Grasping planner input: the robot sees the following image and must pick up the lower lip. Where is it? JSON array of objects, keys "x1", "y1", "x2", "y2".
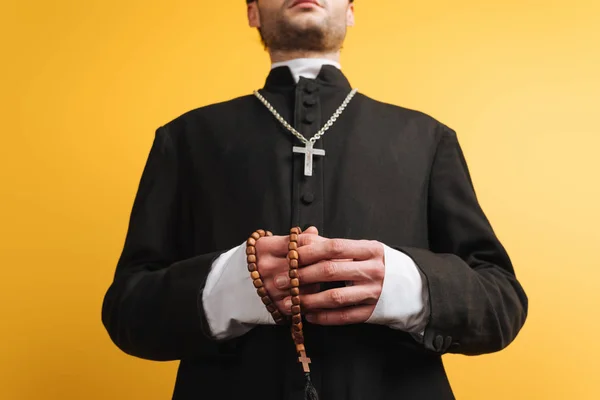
[{"x1": 291, "y1": 2, "x2": 319, "y2": 8}]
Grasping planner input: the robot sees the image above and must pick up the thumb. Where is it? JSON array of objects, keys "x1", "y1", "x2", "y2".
[{"x1": 303, "y1": 226, "x2": 319, "y2": 235}]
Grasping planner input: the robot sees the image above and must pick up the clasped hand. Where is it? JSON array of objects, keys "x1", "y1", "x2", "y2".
[{"x1": 255, "y1": 227, "x2": 385, "y2": 325}]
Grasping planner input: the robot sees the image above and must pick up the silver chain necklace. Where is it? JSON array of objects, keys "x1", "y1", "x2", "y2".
[{"x1": 253, "y1": 88, "x2": 358, "y2": 176}]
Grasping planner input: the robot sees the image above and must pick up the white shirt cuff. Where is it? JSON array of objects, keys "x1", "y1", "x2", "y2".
[
  {"x1": 202, "y1": 242, "x2": 275, "y2": 340},
  {"x1": 365, "y1": 244, "x2": 430, "y2": 333}
]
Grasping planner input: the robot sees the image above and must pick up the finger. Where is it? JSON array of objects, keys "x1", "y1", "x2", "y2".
[
  {"x1": 297, "y1": 233, "x2": 327, "y2": 247},
  {"x1": 297, "y1": 239, "x2": 384, "y2": 266},
  {"x1": 300, "y1": 285, "x2": 379, "y2": 311},
  {"x1": 298, "y1": 260, "x2": 384, "y2": 285},
  {"x1": 305, "y1": 305, "x2": 374, "y2": 326},
  {"x1": 255, "y1": 235, "x2": 290, "y2": 258},
  {"x1": 278, "y1": 284, "x2": 321, "y2": 315},
  {"x1": 303, "y1": 226, "x2": 319, "y2": 235}
]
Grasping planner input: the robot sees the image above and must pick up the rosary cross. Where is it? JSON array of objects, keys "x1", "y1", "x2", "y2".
[
  {"x1": 298, "y1": 350, "x2": 312, "y2": 373},
  {"x1": 293, "y1": 142, "x2": 325, "y2": 177}
]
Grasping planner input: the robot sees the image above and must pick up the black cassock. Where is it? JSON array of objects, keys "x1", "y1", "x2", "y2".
[{"x1": 102, "y1": 66, "x2": 528, "y2": 399}]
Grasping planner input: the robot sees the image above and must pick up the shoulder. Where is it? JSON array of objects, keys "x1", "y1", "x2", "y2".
[
  {"x1": 157, "y1": 94, "x2": 256, "y2": 136},
  {"x1": 356, "y1": 92, "x2": 457, "y2": 140}
]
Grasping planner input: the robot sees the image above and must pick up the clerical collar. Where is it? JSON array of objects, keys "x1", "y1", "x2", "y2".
[
  {"x1": 264, "y1": 61, "x2": 352, "y2": 91},
  {"x1": 271, "y1": 58, "x2": 342, "y2": 83}
]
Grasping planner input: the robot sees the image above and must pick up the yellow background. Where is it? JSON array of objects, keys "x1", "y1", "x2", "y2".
[{"x1": 2, "y1": 0, "x2": 599, "y2": 398}]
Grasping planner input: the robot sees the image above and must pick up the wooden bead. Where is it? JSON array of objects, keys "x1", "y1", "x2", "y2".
[
  {"x1": 246, "y1": 246, "x2": 256, "y2": 255},
  {"x1": 251, "y1": 232, "x2": 261, "y2": 240},
  {"x1": 247, "y1": 255, "x2": 257, "y2": 264},
  {"x1": 290, "y1": 227, "x2": 300, "y2": 235},
  {"x1": 247, "y1": 237, "x2": 256, "y2": 246},
  {"x1": 257, "y1": 229, "x2": 266, "y2": 237},
  {"x1": 291, "y1": 287, "x2": 300, "y2": 296},
  {"x1": 290, "y1": 233, "x2": 298, "y2": 242},
  {"x1": 250, "y1": 271, "x2": 260, "y2": 280},
  {"x1": 272, "y1": 310, "x2": 283, "y2": 320},
  {"x1": 291, "y1": 305, "x2": 301, "y2": 314},
  {"x1": 288, "y1": 250, "x2": 299, "y2": 260},
  {"x1": 290, "y1": 278, "x2": 300, "y2": 287},
  {"x1": 294, "y1": 332, "x2": 305, "y2": 344},
  {"x1": 261, "y1": 296, "x2": 272, "y2": 305},
  {"x1": 248, "y1": 263, "x2": 257, "y2": 272},
  {"x1": 266, "y1": 304, "x2": 276, "y2": 313},
  {"x1": 253, "y1": 279, "x2": 264, "y2": 288},
  {"x1": 257, "y1": 287, "x2": 267, "y2": 297},
  {"x1": 289, "y1": 259, "x2": 299, "y2": 268},
  {"x1": 292, "y1": 314, "x2": 302, "y2": 324},
  {"x1": 296, "y1": 344, "x2": 306, "y2": 353},
  {"x1": 292, "y1": 296, "x2": 301, "y2": 305},
  {"x1": 289, "y1": 269, "x2": 299, "y2": 279},
  {"x1": 293, "y1": 322, "x2": 303, "y2": 332},
  {"x1": 266, "y1": 231, "x2": 273, "y2": 237},
  {"x1": 288, "y1": 242, "x2": 298, "y2": 251}
]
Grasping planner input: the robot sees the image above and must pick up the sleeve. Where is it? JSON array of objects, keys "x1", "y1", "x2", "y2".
[
  {"x1": 365, "y1": 244, "x2": 430, "y2": 333},
  {"x1": 202, "y1": 242, "x2": 276, "y2": 340},
  {"x1": 397, "y1": 125, "x2": 528, "y2": 356},
  {"x1": 101, "y1": 126, "x2": 238, "y2": 362}
]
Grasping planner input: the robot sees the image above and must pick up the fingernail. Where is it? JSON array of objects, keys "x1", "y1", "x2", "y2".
[
  {"x1": 284, "y1": 299, "x2": 292, "y2": 309},
  {"x1": 275, "y1": 276, "x2": 287, "y2": 288}
]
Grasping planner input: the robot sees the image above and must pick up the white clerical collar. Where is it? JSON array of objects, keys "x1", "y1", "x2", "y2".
[{"x1": 271, "y1": 58, "x2": 342, "y2": 83}]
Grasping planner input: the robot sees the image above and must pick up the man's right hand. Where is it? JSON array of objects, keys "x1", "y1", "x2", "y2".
[{"x1": 255, "y1": 226, "x2": 324, "y2": 315}]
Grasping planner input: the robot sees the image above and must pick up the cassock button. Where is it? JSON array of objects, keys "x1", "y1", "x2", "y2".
[
  {"x1": 304, "y1": 97, "x2": 317, "y2": 107},
  {"x1": 302, "y1": 193, "x2": 315, "y2": 204},
  {"x1": 305, "y1": 82, "x2": 318, "y2": 93},
  {"x1": 433, "y1": 335, "x2": 444, "y2": 352},
  {"x1": 304, "y1": 113, "x2": 316, "y2": 124}
]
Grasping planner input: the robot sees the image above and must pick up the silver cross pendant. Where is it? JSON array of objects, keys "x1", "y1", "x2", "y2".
[{"x1": 293, "y1": 142, "x2": 325, "y2": 177}]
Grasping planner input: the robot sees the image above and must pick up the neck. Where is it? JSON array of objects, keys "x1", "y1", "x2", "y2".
[{"x1": 269, "y1": 50, "x2": 341, "y2": 64}]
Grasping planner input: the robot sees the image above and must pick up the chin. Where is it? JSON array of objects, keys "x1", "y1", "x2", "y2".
[{"x1": 285, "y1": 12, "x2": 326, "y2": 30}]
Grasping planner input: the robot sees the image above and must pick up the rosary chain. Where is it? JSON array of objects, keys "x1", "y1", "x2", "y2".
[{"x1": 253, "y1": 88, "x2": 358, "y2": 145}]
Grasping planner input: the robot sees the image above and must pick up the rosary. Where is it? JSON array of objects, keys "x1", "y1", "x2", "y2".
[{"x1": 248, "y1": 87, "x2": 358, "y2": 399}]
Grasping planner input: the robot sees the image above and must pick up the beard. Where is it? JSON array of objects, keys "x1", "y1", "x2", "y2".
[{"x1": 258, "y1": 3, "x2": 347, "y2": 52}]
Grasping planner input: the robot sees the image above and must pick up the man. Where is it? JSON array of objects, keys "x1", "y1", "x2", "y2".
[{"x1": 101, "y1": 0, "x2": 528, "y2": 399}]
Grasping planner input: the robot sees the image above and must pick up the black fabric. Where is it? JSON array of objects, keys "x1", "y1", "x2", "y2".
[{"x1": 101, "y1": 65, "x2": 528, "y2": 399}]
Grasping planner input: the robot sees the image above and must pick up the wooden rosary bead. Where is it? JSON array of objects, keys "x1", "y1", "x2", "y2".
[
  {"x1": 290, "y1": 233, "x2": 298, "y2": 242},
  {"x1": 266, "y1": 304, "x2": 276, "y2": 313},
  {"x1": 288, "y1": 241, "x2": 298, "y2": 251},
  {"x1": 246, "y1": 246, "x2": 256, "y2": 255},
  {"x1": 293, "y1": 322, "x2": 303, "y2": 332},
  {"x1": 251, "y1": 232, "x2": 260, "y2": 240},
  {"x1": 250, "y1": 271, "x2": 260, "y2": 280},
  {"x1": 253, "y1": 279, "x2": 264, "y2": 288},
  {"x1": 257, "y1": 229, "x2": 266, "y2": 237},
  {"x1": 247, "y1": 254, "x2": 257, "y2": 264},
  {"x1": 292, "y1": 296, "x2": 301, "y2": 305},
  {"x1": 261, "y1": 296, "x2": 272, "y2": 305},
  {"x1": 296, "y1": 344, "x2": 305, "y2": 353},
  {"x1": 291, "y1": 287, "x2": 300, "y2": 296},
  {"x1": 294, "y1": 332, "x2": 305, "y2": 344},
  {"x1": 292, "y1": 314, "x2": 302, "y2": 324},
  {"x1": 291, "y1": 305, "x2": 301, "y2": 314},
  {"x1": 272, "y1": 310, "x2": 283, "y2": 320},
  {"x1": 289, "y1": 269, "x2": 299, "y2": 279},
  {"x1": 288, "y1": 250, "x2": 299, "y2": 260},
  {"x1": 247, "y1": 263, "x2": 257, "y2": 272},
  {"x1": 290, "y1": 227, "x2": 301, "y2": 235},
  {"x1": 266, "y1": 231, "x2": 273, "y2": 237},
  {"x1": 257, "y1": 287, "x2": 267, "y2": 297},
  {"x1": 290, "y1": 278, "x2": 300, "y2": 287},
  {"x1": 289, "y1": 259, "x2": 299, "y2": 268}
]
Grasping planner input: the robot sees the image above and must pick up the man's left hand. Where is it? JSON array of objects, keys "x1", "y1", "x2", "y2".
[{"x1": 277, "y1": 238, "x2": 386, "y2": 325}]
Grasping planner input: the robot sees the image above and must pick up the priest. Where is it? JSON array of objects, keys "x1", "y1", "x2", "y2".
[{"x1": 101, "y1": 0, "x2": 528, "y2": 399}]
